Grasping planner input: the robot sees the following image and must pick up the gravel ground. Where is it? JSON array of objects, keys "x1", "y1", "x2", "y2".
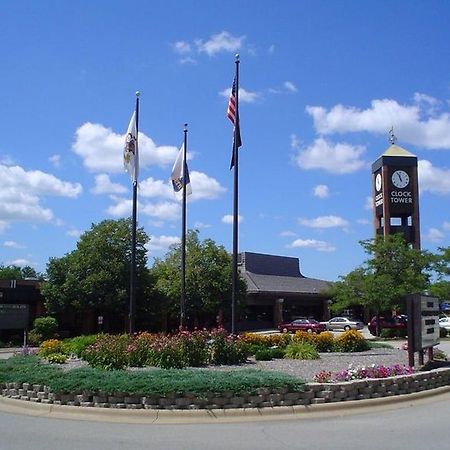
[
  {"x1": 248, "y1": 348, "x2": 409, "y2": 380},
  {"x1": 58, "y1": 347, "x2": 409, "y2": 381}
]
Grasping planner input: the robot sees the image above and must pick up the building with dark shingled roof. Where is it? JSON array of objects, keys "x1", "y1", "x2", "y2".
[{"x1": 238, "y1": 252, "x2": 332, "y2": 329}]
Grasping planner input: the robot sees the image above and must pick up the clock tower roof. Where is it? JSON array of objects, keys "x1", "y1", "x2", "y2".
[{"x1": 381, "y1": 144, "x2": 416, "y2": 158}]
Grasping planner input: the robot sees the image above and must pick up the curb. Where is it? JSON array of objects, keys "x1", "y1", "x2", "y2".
[{"x1": 1, "y1": 385, "x2": 449, "y2": 424}]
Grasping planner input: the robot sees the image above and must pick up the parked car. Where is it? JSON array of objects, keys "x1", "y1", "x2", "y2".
[
  {"x1": 439, "y1": 316, "x2": 450, "y2": 331},
  {"x1": 278, "y1": 318, "x2": 326, "y2": 334},
  {"x1": 321, "y1": 317, "x2": 364, "y2": 331},
  {"x1": 368, "y1": 315, "x2": 407, "y2": 336}
]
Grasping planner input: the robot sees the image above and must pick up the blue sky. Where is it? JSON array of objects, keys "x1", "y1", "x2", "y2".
[{"x1": 1, "y1": 0, "x2": 450, "y2": 281}]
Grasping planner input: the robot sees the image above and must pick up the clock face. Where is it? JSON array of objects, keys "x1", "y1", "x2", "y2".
[
  {"x1": 391, "y1": 170, "x2": 410, "y2": 188},
  {"x1": 375, "y1": 173, "x2": 382, "y2": 192}
]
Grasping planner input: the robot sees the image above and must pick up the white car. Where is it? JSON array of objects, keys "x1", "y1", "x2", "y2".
[
  {"x1": 439, "y1": 317, "x2": 450, "y2": 330},
  {"x1": 321, "y1": 317, "x2": 364, "y2": 332}
]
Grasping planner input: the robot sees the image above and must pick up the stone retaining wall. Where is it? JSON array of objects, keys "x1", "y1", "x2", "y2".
[{"x1": 1, "y1": 368, "x2": 449, "y2": 410}]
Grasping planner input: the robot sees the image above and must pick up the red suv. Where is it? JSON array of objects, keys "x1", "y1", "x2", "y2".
[
  {"x1": 278, "y1": 318, "x2": 326, "y2": 334},
  {"x1": 368, "y1": 315, "x2": 407, "y2": 336}
]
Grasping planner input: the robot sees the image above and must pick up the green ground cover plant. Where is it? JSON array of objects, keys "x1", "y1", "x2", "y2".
[
  {"x1": 0, "y1": 356, "x2": 305, "y2": 396},
  {"x1": 284, "y1": 341, "x2": 319, "y2": 360}
]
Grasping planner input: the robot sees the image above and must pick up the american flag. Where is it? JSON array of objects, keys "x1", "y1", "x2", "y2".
[{"x1": 227, "y1": 78, "x2": 238, "y2": 125}]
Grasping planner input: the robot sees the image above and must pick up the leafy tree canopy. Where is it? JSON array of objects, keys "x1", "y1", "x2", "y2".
[
  {"x1": 328, "y1": 234, "x2": 434, "y2": 314},
  {"x1": 41, "y1": 219, "x2": 150, "y2": 317},
  {"x1": 150, "y1": 229, "x2": 246, "y2": 328},
  {"x1": 0, "y1": 264, "x2": 42, "y2": 280}
]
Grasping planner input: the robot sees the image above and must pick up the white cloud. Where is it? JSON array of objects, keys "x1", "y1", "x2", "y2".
[
  {"x1": 66, "y1": 228, "x2": 83, "y2": 238},
  {"x1": 219, "y1": 87, "x2": 260, "y2": 103},
  {"x1": 290, "y1": 134, "x2": 300, "y2": 150},
  {"x1": 91, "y1": 174, "x2": 127, "y2": 195},
  {"x1": 139, "y1": 177, "x2": 173, "y2": 199},
  {"x1": 357, "y1": 219, "x2": 370, "y2": 225},
  {"x1": 268, "y1": 44, "x2": 275, "y2": 54},
  {"x1": 443, "y1": 222, "x2": 450, "y2": 231},
  {"x1": 195, "y1": 31, "x2": 244, "y2": 55},
  {"x1": 288, "y1": 238, "x2": 336, "y2": 252},
  {"x1": 193, "y1": 221, "x2": 211, "y2": 229},
  {"x1": 141, "y1": 201, "x2": 181, "y2": 221},
  {"x1": 147, "y1": 235, "x2": 180, "y2": 252},
  {"x1": 222, "y1": 214, "x2": 243, "y2": 224},
  {"x1": 365, "y1": 196, "x2": 373, "y2": 210},
  {"x1": 313, "y1": 184, "x2": 330, "y2": 199},
  {"x1": 179, "y1": 56, "x2": 196, "y2": 65},
  {"x1": 49, "y1": 154, "x2": 61, "y2": 167},
  {"x1": 424, "y1": 228, "x2": 444, "y2": 243},
  {"x1": 72, "y1": 122, "x2": 179, "y2": 173},
  {"x1": 280, "y1": 230, "x2": 297, "y2": 237},
  {"x1": 7, "y1": 258, "x2": 32, "y2": 267},
  {"x1": 298, "y1": 215, "x2": 349, "y2": 230},
  {"x1": 284, "y1": 81, "x2": 298, "y2": 93},
  {"x1": 0, "y1": 163, "x2": 80, "y2": 227},
  {"x1": 3, "y1": 240, "x2": 26, "y2": 249},
  {"x1": 140, "y1": 172, "x2": 225, "y2": 202},
  {"x1": 294, "y1": 137, "x2": 366, "y2": 174},
  {"x1": 106, "y1": 197, "x2": 132, "y2": 217},
  {"x1": 418, "y1": 160, "x2": 450, "y2": 194},
  {"x1": 306, "y1": 95, "x2": 450, "y2": 150},
  {"x1": 189, "y1": 171, "x2": 226, "y2": 201},
  {"x1": 172, "y1": 41, "x2": 191, "y2": 54},
  {"x1": 0, "y1": 165, "x2": 82, "y2": 198}
]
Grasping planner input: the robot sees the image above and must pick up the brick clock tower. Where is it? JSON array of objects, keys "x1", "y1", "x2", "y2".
[{"x1": 371, "y1": 130, "x2": 421, "y2": 249}]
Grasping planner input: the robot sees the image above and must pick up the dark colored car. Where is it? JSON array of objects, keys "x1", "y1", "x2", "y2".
[
  {"x1": 278, "y1": 318, "x2": 326, "y2": 334},
  {"x1": 368, "y1": 315, "x2": 407, "y2": 336}
]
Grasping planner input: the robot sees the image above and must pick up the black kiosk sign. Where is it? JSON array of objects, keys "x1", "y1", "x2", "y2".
[
  {"x1": 406, "y1": 295, "x2": 440, "y2": 366},
  {"x1": 0, "y1": 304, "x2": 30, "y2": 330}
]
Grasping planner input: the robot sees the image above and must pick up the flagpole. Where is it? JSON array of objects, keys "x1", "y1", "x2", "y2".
[
  {"x1": 129, "y1": 91, "x2": 140, "y2": 334},
  {"x1": 231, "y1": 55, "x2": 240, "y2": 334},
  {"x1": 180, "y1": 123, "x2": 188, "y2": 329}
]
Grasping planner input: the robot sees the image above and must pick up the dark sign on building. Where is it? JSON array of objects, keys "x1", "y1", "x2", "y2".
[{"x1": 0, "y1": 304, "x2": 30, "y2": 330}]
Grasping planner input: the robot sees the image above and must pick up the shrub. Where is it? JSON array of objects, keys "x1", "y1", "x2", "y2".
[
  {"x1": 334, "y1": 330, "x2": 369, "y2": 352},
  {"x1": 439, "y1": 327, "x2": 448, "y2": 338},
  {"x1": 178, "y1": 330, "x2": 209, "y2": 367},
  {"x1": 241, "y1": 332, "x2": 291, "y2": 349},
  {"x1": 379, "y1": 328, "x2": 407, "y2": 338},
  {"x1": 293, "y1": 331, "x2": 315, "y2": 345},
  {"x1": 254, "y1": 348, "x2": 274, "y2": 361},
  {"x1": 82, "y1": 334, "x2": 130, "y2": 370},
  {"x1": 62, "y1": 335, "x2": 99, "y2": 358},
  {"x1": 433, "y1": 348, "x2": 448, "y2": 361},
  {"x1": 208, "y1": 328, "x2": 247, "y2": 365},
  {"x1": 27, "y1": 329, "x2": 43, "y2": 346},
  {"x1": 313, "y1": 370, "x2": 332, "y2": 383},
  {"x1": 33, "y1": 317, "x2": 58, "y2": 340},
  {"x1": 47, "y1": 353, "x2": 68, "y2": 364},
  {"x1": 254, "y1": 347, "x2": 285, "y2": 361},
  {"x1": 332, "y1": 364, "x2": 414, "y2": 382},
  {"x1": 38, "y1": 339, "x2": 66, "y2": 358},
  {"x1": 312, "y1": 332, "x2": 335, "y2": 352},
  {"x1": 284, "y1": 341, "x2": 319, "y2": 360}
]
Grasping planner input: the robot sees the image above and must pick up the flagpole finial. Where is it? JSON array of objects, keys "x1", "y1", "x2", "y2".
[
  {"x1": 184, "y1": 123, "x2": 188, "y2": 131},
  {"x1": 235, "y1": 54, "x2": 240, "y2": 62},
  {"x1": 135, "y1": 91, "x2": 141, "y2": 97}
]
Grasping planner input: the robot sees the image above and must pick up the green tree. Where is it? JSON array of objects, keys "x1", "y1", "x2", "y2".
[
  {"x1": 429, "y1": 246, "x2": 450, "y2": 302},
  {"x1": 0, "y1": 265, "x2": 22, "y2": 279},
  {"x1": 41, "y1": 219, "x2": 151, "y2": 333},
  {"x1": 150, "y1": 229, "x2": 246, "y2": 329},
  {"x1": 328, "y1": 234, "x2": 434, "y2": 322},
  {"x1": 0, "y1": 265, "x2": 43, "y2": 280}
]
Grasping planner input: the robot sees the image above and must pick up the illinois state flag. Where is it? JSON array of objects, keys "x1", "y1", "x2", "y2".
[
  {"x1": 124, "y1": 111, "x2": 139, "y2": 183},
  {"x1": 171, "y1": 143, "x2": 192, "y2": 195}
]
